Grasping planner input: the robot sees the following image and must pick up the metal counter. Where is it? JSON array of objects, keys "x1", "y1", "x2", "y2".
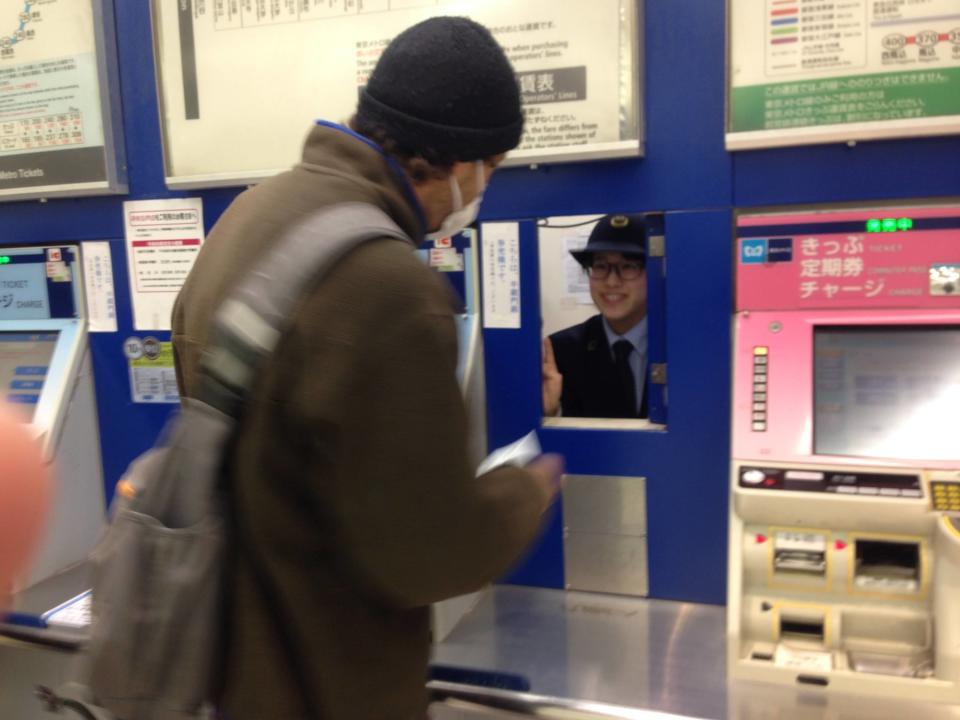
[
  {"x1": 5, "y1": 579, "x2": 960, "y2": 719},
  {"x1": 432, "y1": 585, "x2": 960, "y2": 720}
]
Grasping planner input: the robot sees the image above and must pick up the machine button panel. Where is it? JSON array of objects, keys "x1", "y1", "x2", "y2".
[
  {"x1": 751, "y1": 347, "x2": 769, "y2": 432},
  {"x1": 738, "y1": 467, "x2": 922, "y2": 497},
  {"x1": 931, "y1": 481, "x2": 960, "y2": 512}
]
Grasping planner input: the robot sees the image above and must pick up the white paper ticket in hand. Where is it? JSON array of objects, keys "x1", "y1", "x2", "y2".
[{"x1": 476, "y1": 431, "x2": 542, "y2": 476}]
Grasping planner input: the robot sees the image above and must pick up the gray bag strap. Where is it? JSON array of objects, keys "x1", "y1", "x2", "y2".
[
  {"x1": 197, "y1": 202, "x2": 411, "y2": 417},
  {"x1": 133, "y1": 202, "x2": 410, "y2": 523}
]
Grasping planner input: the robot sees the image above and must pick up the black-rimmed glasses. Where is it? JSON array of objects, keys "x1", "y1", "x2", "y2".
[{"x1": 587, "y1": 259, "x2": 644, "y2": 281}]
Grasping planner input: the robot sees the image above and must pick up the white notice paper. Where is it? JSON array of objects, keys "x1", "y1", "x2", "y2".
[
  {"x1": 81, "y1": 242, "x2": 117, "y2": 333},
  {"x1": 124, "y1": 199, "x2": 205, "y2": 330},
  {"x1": 481, "y1": 222, "x2": 521, "y2": 329},
  {"x1": 564, "y1": 233, "x2": 595, "y2": 305},
  {"x1": 152, "y1": 0, "x2": 632, "y2": 181}
]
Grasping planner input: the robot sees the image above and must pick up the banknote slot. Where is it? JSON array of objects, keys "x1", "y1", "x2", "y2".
[{"x1": 854, "y1": 540, "x2": 920, "y2": 593}]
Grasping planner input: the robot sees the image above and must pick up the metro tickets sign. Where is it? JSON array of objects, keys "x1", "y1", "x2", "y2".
[{"x1": 736, "y1": 206, "x2": 960, "y2": 310}]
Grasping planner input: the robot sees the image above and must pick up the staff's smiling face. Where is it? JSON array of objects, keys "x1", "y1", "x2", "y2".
[{"x1": 588, "y1": 252, "x2": 647, "y2": 335}]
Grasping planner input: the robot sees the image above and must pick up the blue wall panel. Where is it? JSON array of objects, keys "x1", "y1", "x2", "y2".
[
  {"x1": 495, "y1": 211, "x2": 732, "y2": 604},
  {"x1": 733, "y1": 135, "x2": 960, "y2": 208},
  {"x1": 482, "y1": 221, "x2": 567, "y2": 590}
]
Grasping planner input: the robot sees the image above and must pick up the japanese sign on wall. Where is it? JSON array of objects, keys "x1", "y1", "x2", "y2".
[
  {"x1": 123, "y1": 198, "x2": 205, "y2": 331},
  {"x1": 481, "y1": 222, "x2": 521, "y2": 329},
  {"x1": 0, "y1": 0, "x2": 125, "y2": 199},
  {"x1": 736, "y1": 205, "x2": 960, "y2": 310},
  {"x1": 81, "y1": 241, "x2": 117, "y2": 333},
  {"x1": 727, "y1": 0, "x2": 960, "y2": 149},
  {"x1": 152, "y1": 0, "x2": 641, "y2": 187},
  {"x1": 125, "y1": 336, "x2": 179, "y2": 404}
]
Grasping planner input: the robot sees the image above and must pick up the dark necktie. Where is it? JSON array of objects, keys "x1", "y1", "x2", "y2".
[{"x1": 612, "y1": 340, "x2": 637, "y2": 418}]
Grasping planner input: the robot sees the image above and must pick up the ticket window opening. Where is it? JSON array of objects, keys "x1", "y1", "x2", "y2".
[{"x1": 538, "y1": 213, "x2": 667, "y2": 426}]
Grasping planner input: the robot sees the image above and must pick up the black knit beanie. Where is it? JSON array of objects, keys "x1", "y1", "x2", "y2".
[{"x1": 356, "y1": 17, "x2": 524, "y2": 162}]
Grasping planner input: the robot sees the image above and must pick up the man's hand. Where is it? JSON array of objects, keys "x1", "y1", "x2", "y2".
[
  {"x1": 542, "y1": 338, "x2": 563, "y2": 417},
  {"x1": 525, "y1": 453, "x2": 564, "y2": 513}
]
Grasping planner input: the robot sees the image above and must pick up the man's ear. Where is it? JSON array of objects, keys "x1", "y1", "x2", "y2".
[{"x1": 405, "y1": 157, "x2": 454, "y2": 187}]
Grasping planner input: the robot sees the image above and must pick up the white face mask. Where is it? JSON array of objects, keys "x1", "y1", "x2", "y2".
[{"x1": 426, "y1": 160, "x2": 486, "y2": 242}]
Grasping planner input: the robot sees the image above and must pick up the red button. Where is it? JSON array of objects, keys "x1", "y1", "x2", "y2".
[
  {"x1": 764, "y1": 478, "x2": 776, "y2": 487},
  {"x1": 756, "y1": 534, "x2": 768, "y2": 544},
  {"x1": 835, "y1": 540, "x2": 847, "y2": 551}
]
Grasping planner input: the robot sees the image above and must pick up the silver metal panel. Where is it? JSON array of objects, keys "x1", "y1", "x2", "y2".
[
  {"x1": 434, "y1": 586, "x2": 726, "y2": 719},
  {"x1": 429, "y1": 682, "x2": 702, "y2": 719},
  {"x1": 432, "y1": 703, "x2": 528, "y2": 720},
  {"x1": 565, "y1": 532, "x2": 649, "y2": 597},
  {"x1": 433, "y1": 586, "x2": 960, "y2": 720},
  {"x1": 563, "y1": 475, "x2": 647, "y2": 537}
]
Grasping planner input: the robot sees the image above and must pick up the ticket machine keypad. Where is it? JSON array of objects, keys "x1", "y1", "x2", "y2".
[{"x1": 931, "y1": 482, "x2": 960, "y2": 512}]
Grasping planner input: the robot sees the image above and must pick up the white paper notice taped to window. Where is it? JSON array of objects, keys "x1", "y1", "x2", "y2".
[
  {"x1": 481, "y1": 222, "x2": 521, "y2": 329},
  {"x1": 124, "y1": 198, "x2": 205, "y2": 330},
  {"x1": 564, "y1": 232, "x2": 595, "y2": 305},
  {"x1": 81, "y1": 242, "x2": 117, "y2": 333}
]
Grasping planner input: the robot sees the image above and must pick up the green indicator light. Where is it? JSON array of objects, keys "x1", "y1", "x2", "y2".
[
  {"x1": 897, "y1": 217, "x2": 913, "y2": 231},
  {"x1": 0, "y1": 256, "x2": 9, "y2": 264},
  {"x1": 866, "y1": 219, "x2": 882, "y2": 232},
  {"x1": 882, "y1": 218, "x2": 898, "y2": 232}
]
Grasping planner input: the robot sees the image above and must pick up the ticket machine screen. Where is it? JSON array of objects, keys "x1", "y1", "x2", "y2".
[
  {"x1": 814, "y1": 326, "x2": 960, "y2": 461},
  {"x1": 0, "y1": 332, "x2": 59, "y2": 420}
]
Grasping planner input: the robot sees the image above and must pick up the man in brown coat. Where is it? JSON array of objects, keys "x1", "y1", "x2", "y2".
[{"x1": 172, "y1": 16, "x2": 561, "y2": 720}]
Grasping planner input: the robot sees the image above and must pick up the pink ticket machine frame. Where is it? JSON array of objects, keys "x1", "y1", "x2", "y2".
[{"x1": 727, "y1": 205, "x2": 960, "y2": 704}]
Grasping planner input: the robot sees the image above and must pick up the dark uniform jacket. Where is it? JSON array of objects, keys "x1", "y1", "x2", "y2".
[
  {"x1": 172, "y1": 124, "x2": 547, "y2": 720},
  {"x1": 549, "y1": 314, "x2": 648, "y2": 419}
]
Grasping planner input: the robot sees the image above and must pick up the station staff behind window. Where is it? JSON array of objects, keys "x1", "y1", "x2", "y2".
[{"x1": 543, "y1": 214, "x2": 649, "y2": 419}]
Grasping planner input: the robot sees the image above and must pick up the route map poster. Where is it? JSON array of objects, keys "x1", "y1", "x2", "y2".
[
  {"x1": 728, "y1": 0, "x2": 960, "y2": 150},
  {"x1": 152, "y1": 0, "x2": 641, "y2": 188},
  {"x1": 0, "y1": 0, "x2": 124, "y2": 198}
]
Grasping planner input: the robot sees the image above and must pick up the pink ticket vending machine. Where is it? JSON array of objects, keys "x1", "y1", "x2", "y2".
[{"x1": 727, "y1": 205, "x2": 960, "y2": 702}]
